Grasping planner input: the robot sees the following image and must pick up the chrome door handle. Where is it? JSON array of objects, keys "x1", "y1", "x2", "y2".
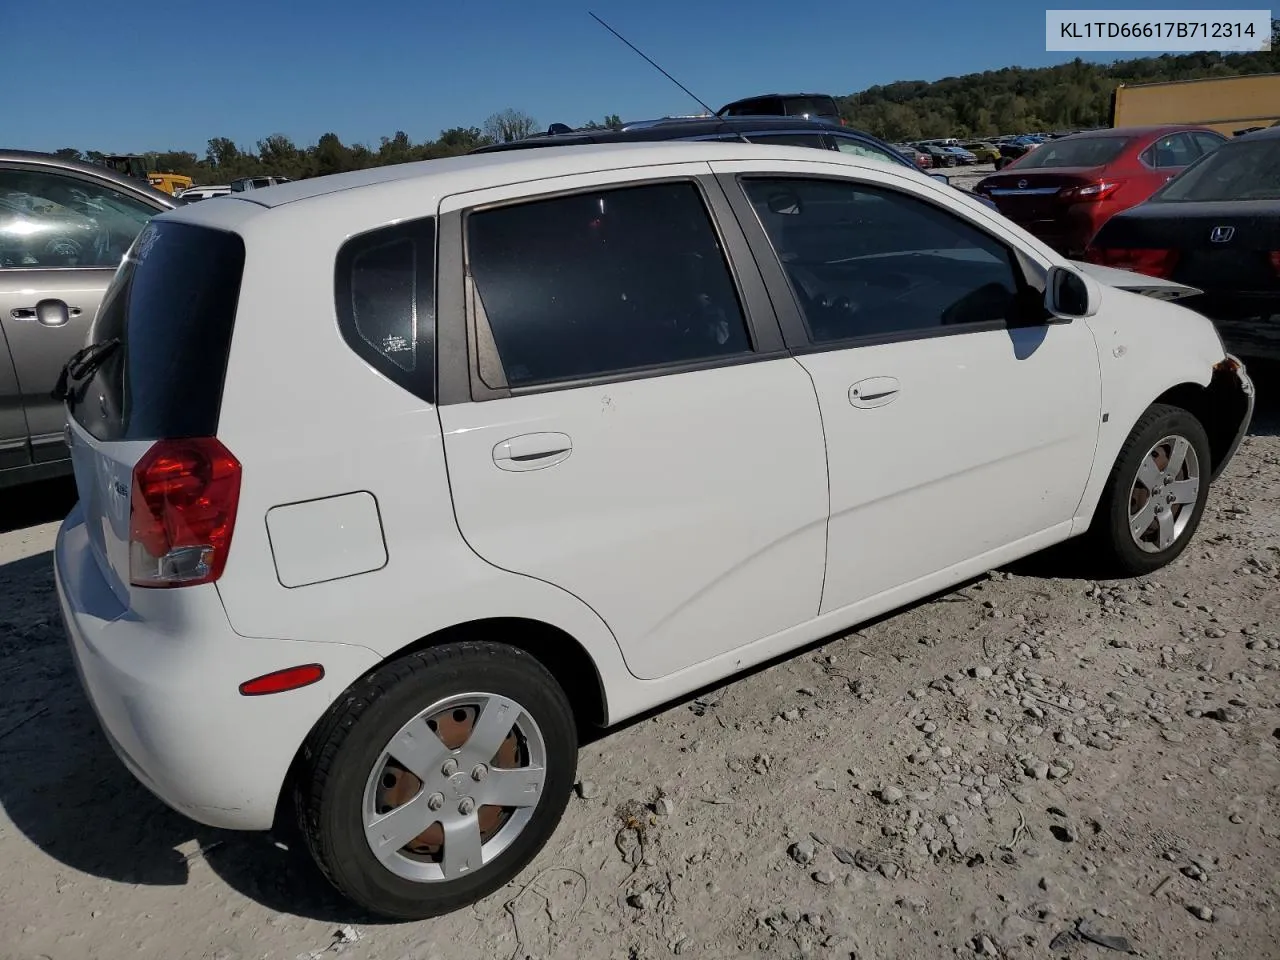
[
  {"x1": 849, "y1": 376, "x2": 901, "y2": 408},
  {"x1": 11, "y1": 300, "x2": 80, "y2": 325},
  {"x1": 492, "y1": 432, "x2": 573, "y2": 471}
]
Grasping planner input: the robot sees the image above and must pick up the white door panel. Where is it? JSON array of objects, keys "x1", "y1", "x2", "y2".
[
  {"x1": 805, "y1": 324, "x2": 1100, "y2": 613},
  {"x1": 439, "y1": 360, "x2": 829, "y2": 680}
]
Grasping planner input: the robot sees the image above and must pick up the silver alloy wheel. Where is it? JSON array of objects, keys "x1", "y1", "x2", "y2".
[
  {"x1": 1128, "y1": 434, "x2": 1201, "y2": 553},
  {"x1": 362, "y1": 692, "x2": 547, "y2": 883}
]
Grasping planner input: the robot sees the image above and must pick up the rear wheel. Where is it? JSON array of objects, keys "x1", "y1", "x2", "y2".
[
  {"x1": 1087, "y1": 403, "x2": 1211, "y2": 577},
  {"x1": 296, "y1": 642, "x2": 577, "y2": 920}
]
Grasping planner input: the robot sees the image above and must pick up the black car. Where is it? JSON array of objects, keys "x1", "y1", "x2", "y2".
[
  {"x1": 716, "y1": 93, "x2": 843, "y2": 125},
  {"x1": 472, "y1": 116, "x2": 1001, "y2": 211},
  {"x1": 1085, "y1": 125, "x2": 1280, "y2": 361}
]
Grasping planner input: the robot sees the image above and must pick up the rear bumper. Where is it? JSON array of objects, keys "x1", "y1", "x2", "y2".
[{"x1": 55, "y1": 503, "x2": 381, "y2": 830}]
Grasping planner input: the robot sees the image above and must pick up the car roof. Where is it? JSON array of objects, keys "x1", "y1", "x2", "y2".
[
  {"x1": 161, "y1": 140, "x2": 931, "y2": 217},
  {"x1": 470, "y1": 115, "x2": 872, "y2": 154},
  {"x1": 1059, "y1": 124, "x2": 1218, "y2": 140},
  {"x1": 0, "y1": 148, "x2": 180, "y2": 205}
]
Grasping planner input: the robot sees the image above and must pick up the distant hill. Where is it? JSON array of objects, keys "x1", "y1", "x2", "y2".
[{"x1": 838, "y1": 39, "x2": 1280, "y2": 140}]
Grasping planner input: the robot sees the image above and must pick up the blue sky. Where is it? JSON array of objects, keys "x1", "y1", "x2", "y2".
[{"x1": 11, "y1": 0, "x2": 1209, "y2": 154}]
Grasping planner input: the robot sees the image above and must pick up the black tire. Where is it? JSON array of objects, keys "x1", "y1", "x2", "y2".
[
  {"x1": 295, "y1": 642, "x2": 577, "y2": 920},
  {"x1": 1086, "y1": 403, "x2": 1212, "y2": 577}
]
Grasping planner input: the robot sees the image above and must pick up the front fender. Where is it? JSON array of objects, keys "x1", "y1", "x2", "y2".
[{"x1": 1072, "y1": 288, "x2": 1229, "y2": 531}]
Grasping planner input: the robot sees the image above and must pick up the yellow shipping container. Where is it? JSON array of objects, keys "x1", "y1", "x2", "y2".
[{"x1": 1112, "y1": 73, "x2": 1280, "y2": 135}]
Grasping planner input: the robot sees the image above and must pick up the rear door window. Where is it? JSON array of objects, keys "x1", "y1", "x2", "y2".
[
  {"x1": 69, "y1": 221, "x2": 245, "y2": 441},
  {"x1": 466, "y1": 181, "x2": 752, "y2": 387},
  {"x1": 1142, "y1": 133, "x2": 1200, "y2": 168}
]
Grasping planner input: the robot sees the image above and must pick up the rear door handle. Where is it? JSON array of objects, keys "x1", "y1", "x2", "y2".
[
  {"x1": 849, "y1": 376, "x2": 900, "y2": 408},
  {"x1": 10, "y1": 300, "x2": 80, "y2": 325},
  {"x1": 492, "y1": 432, "x2": 573, "y2": 471}
]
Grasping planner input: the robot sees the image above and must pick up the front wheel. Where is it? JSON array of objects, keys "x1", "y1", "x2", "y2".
[
  {"x1": 296, "y1": 642, "x2": 577, "y2": 920},
  {"x1": 1087, "y1": 403, "x2": 1211, "y2": 577}
]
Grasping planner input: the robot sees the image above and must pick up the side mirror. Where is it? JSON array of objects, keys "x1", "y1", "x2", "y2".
[
  {"x1": 930, "y1": 172, "x2": 950, "y2": 185},
  {"x1": 1045, "y1": 265, "x2": 1101, "y2": 320}
]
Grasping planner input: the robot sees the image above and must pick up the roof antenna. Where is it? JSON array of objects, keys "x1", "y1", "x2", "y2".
[{"x1": 588, "y1": 11, "x2": 743, "y2": 138}]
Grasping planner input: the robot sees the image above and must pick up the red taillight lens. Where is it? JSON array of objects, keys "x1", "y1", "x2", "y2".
[
  {"x1": 1060, "y1": 180, "x2": 1125, "y2": 203},
  {"x1": 1270, "y1": 251, "x2": 1280, "y2": 275},
  {"x1": 239, "y1": 664, "x2": 325, "y2": 696},
  {"x1": 1084, "y1": 246, "x2": 1180, "y2": 279},
  {"x1": 129, "y1": 437, "x2": 241, "y2": 588}
]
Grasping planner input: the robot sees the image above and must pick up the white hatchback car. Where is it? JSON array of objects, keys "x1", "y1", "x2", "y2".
[{"x1": 54, "y1": 142, "x2": 1253, "y2": 920}]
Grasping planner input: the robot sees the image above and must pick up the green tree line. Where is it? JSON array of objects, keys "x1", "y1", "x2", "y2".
[
  {"x1": 839, "y1": 26, "x2": 1280, "y2": 141},
  {"x1": 49, "y1": 30, "x2": 1279, "y2": 184}
]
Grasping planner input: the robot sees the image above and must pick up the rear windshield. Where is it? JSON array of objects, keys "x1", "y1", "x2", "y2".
[
  {"x1": 785, "y1": 97, "x2": 839, "y2": 119},
  {"x1": 68, "y1": 220, "x2": 244, "y2": 441},
  {"x1": 1014, "y1": 136, "x2": 1129, "y2": 169},
  {"x1": 1153, "y1": 138, "x2": 1280, "y2": 202}
]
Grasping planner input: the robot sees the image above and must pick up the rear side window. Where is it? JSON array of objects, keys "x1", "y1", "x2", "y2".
[
  {"x1": 334, "y1": 216, "x2": 436, "y2": 402},
  {"x1": 70, "y1": 221, "x2": 245, "y2": 441},
  {"x1": 466, "y1": 181, "x2": 752, "y2": 388}
]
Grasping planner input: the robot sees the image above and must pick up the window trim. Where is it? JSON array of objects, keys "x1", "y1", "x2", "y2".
[
  {"x1": 0, "y1": 161, "x2": 171, "y2": 273},
  {"x1": 333, "y1": 214, "x2": 437, "y2": 405},
  {"x1": 441, "y1": 174, "x2": 788, "y2": 405},
  {"x1": 714, "y1": 171, "x2": 1049, "y2": 354}
]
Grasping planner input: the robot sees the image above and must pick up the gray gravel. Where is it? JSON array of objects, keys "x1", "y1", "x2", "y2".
[{"x1": 0, "y1": 388, "x2": 1277, "y2": 960}]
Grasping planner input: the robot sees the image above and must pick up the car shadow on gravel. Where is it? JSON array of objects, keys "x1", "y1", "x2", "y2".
[{"x1": 0, "y1": 543, "x2": 394, "y2": 925}]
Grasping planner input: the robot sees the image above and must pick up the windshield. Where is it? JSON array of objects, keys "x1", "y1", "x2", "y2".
[
  {"x1": 1013, "y1": 136, "x2": 1129, "y2": 168},
  {"x1": 1153, "y1": 138, "x2": 1280, "y2": 202}
]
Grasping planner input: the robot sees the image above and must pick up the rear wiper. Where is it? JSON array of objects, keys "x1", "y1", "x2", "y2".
[{"x1": 51, "y1": 338, "x2": 121, "y2": 403}]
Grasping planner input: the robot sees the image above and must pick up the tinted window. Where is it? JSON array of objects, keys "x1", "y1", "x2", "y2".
[
  {"x1": 833, "y1": 137, "x2": 910, "y2": 166},
  {"x1": 745, "y1": 133, "x2": 828, "y2": 149},
  {"x1": 467, "y1": 181, "x2": 751, "y2": 387},
  {"x1": 69, "y1": 221, "x2": 245, "y2": 441},
  {"x1": 1192, "y1": 132, "x2": 1226, "y2": 156},
  {"x1": 1142, "y1": 132, "x2": 1200, "y2": 168},
  {"x1": 335, "y1": 217, "x2": 435, "y2": 402},
  {"x1": 742, "y1": 177, "x2": 1021, "y2": 343},
  {"x1": 723, "y1": 98, "x2": 779, "y2": 116},
  {"x1": 1015, "y1": 136, "x2": 1129, "y2": 169},
  {"x1": 0, "y1": 168, "x2": 158, "y2": 269},
  {"x1": 783, "y1": 97, "x2": 840, "y2": 120},
  {"x1": 1154, "y1": 138, "x2": 1280, "y2": 202}
]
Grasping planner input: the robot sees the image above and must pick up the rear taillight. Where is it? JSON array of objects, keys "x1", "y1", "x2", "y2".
[
  {"x1": 1270, "y1": 251, "x2": 1280, "y2": 275},
  {"x1": 129, "y1": 437, "x2": 241, "y2": 588},
  {"x1": 1060, "y1": 180, "x2": 1125, "y2": 203},
  {"x1": 1084, "y1": 246, "x2": 1180, "y2": 279}
]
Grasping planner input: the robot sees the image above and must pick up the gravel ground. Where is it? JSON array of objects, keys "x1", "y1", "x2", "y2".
[{"x1": 1, "y1": 364, "x2": 1277, "y2": 960}]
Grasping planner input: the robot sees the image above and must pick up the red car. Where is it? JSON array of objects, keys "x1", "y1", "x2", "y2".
[{"x1": 973, "y1": 125, "x2": 1228, "y2": 257}]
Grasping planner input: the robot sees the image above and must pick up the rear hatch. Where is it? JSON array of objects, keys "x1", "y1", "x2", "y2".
[
  {"x1": 62, "y1": 219, "x2": 245, "y2": 606},
  {"x1": 977, "y1": 167, "x2": 1105, "y2": 222}
]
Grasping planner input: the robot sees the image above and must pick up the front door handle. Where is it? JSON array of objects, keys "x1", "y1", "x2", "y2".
[
  {"x1": 492, "y1": 432, "x2": 573, "y2": 471},
  {"x1": 849, "y1": 376, "x2": 900, "y2": 408}
]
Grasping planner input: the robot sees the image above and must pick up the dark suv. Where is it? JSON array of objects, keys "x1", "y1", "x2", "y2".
[
  {"x1": 717, "y1": 93, "x2": 843, "y2": 125},
  {"x1": 472, "y1": 116, "x2": 999, "y2": 211}
]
